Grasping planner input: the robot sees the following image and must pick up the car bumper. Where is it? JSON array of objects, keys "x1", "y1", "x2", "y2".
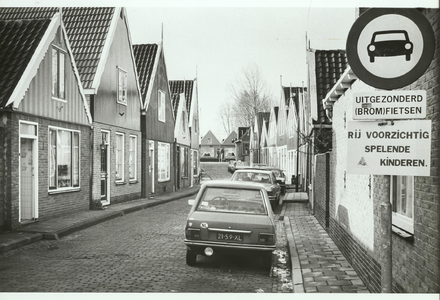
[{"x1": 184, "y1": 239, "x2": 276, "y2": 252}]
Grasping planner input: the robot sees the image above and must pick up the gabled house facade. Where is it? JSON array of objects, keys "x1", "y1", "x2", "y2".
[
  {"x1": 199, "y1": 130, "x2": 221, "y2": 159},
  {"x1": 0, "y1": 7, "x2": 144, "y2": 208},
  {"x1": 170, "y1": 91, "x2": 191, "y2": 190},
  {"x1": 277, "y1": 87, "x2": 290, "y2": 174},
  {"x1": 235, "y1": 127, "x2": 250, "y2": 163},
  {"x1": 250, "y1": 112, "x2": 270, "y2": 165},
  {"x1": 0, "y1": 14, "x2": 92, "y2": 229},
  {"x1": 221, "y1": 130, "x2": 237, "y2": 160},
  {"x1": 260, "y1": 119, "x2": 270, "y2": 165},
  {"x1": 283, "y1": 86, "x2": 304, "y2": 185},
  {"x1": 133, "y1": 43, "x2": 175, "y2": 197},
  {"x1": 267, "y1": 106, "x2": 279, "y2": 167}
]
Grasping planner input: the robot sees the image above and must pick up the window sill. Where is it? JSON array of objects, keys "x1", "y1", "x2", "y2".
[
  {"x1": 48, "y1": 188, "x2": 81, "y2": 195},
  {"x1": 129, "y1": 180, "x2": 138, "y2": 184},
  {"x1": 392, "y1": 225, "x2": 414, "y2": 241},
  {"x1": 115, "y1": 181, "x2": 126, "y2": 186},
  {"x1": 158, "y1": 178, "x2": 170, "y2": 183}
]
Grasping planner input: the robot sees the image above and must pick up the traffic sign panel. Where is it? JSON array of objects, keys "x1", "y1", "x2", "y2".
[
  {"x1": 346, "y1": 8, "x2": 435, "y2": 90},
  {"x1": 353, "y1": 90, "x2": 426, "y2": 120},
  {"x1": 347, "y1": 120, "x2": 431, "y2": 176}
]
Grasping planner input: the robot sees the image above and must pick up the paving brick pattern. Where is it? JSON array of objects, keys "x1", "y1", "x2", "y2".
[
  {"x1": 284, "y1": 202, "x2": 370, "y2": 293},
  {"x1": 0, "y1": 195, "x2": 289, "y2": 293}
]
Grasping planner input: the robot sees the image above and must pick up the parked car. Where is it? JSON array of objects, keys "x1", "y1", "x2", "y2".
[
  {"x1": 229, "y1": 160, "x2": 247, "y2": 173},
  {"x1": 230, "y1": 169, "x2": 281, "y2": 208},
  {"x1": 367, "y1": 30, "x2": 413, "y2": 63},
  {"x1": 184, "y1": 180, "x2": 276, "y2": 269},
  {"x1": 234, "y1": 166, "x2": 286, "y2": 194},
  {"x1": 224, "y1": 153, "x2": 236, "y2": 162}
]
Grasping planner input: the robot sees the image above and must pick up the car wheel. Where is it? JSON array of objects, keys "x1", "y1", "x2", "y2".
[
  {"x1": 262, "y1": 252, "x2": 272, "y2": 269},
  {"x1": 370, "y1": 56, "x2": 374, "y2": 63},
  {"x1": 186, "y1": 249, "x2": 197, "y2": 266},
  {"x1": 406, "y1": 54, "x2": 411, "y2": 61}
]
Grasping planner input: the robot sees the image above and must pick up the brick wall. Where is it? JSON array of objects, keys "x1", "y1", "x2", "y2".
[
  {"x1": 92, "y1": 122, "x2": 142, "y2": 205},
  {"x1": 314, "y1": 153, "x2": 328, "y2": 227},
  {"x1": 3, "y1": 113, "x2": 91, "y2": 229}
]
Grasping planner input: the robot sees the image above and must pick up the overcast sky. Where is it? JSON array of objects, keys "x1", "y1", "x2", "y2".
[{"x1": 8, "y1": 0, "x2": 439, "y2": 141}]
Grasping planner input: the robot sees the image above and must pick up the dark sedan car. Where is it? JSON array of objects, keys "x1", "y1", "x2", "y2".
[
  {"x1": 367, "y1": 30, "x2": 413, "y2": 63},
  {"x1": 184, "y1": 180, "x2": 276, "y2": 269}
]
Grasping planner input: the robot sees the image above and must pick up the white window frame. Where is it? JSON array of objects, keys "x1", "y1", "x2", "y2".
[
  {"x1": 129, "y1": 135, "x2": 137, "y2": 182},
  {"x1": 115, "y1": 132, "x2": 125, "y2": 182},
  {"x1": 117, "y1": 67, "x2": 128, "y2": 105},
  {"x1": 52, "y1": 46, "x2": 66, "y2": 101},
  {"x1": 158, "y1": 90, "x2": 165, "y2": 122},
  {"x1": 48, "y1": 126, "x2": 80, "y2": 191},
  {"x1": 390, "y1": 175, "x2": 414, "y2": 234},
  {"x1": 158, "y1": 142, "x2": 170, "y2": 182}
]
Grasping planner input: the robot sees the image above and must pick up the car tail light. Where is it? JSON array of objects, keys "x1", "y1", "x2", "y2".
[
  {"x1": 259, "y1": 233, "x2": 275, "y2": 245},
  {"x1": 186, "y1": 228, "x2": 201, "y2": 240}
]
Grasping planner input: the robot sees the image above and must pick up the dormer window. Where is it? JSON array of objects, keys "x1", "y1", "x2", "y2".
[
  {"x1": 117, "y1": 67, "x2": 128, "y2": 105},
  {"x1": 52, "y1": 46, "x2": 65, "y2": 100}
]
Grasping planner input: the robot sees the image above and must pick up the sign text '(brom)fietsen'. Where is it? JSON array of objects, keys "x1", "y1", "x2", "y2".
[{"x1": 352, "y1": 91, "x2": 426, "y2": 120}]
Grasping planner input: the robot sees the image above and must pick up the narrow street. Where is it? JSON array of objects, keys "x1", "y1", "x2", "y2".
[{"x1": 0, "y1": 163, "x2": 290, "y2": 293}]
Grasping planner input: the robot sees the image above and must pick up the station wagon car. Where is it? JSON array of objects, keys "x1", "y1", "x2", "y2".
[
  {"x1": 368, "y1": 30, "x2": 413, "y2": 62},
  {"x1": 230, "y1": 169, "x2": 281, "y2": 208},
  {"x1": 184, "y1": 181, "x2": 276, "y2": 269}
]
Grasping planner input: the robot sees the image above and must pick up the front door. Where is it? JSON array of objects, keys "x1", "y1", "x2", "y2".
[
  {"x1": 100, "y1": 131, "x2": 110, "y2": 204},
  {"x1": 19, "y1": 121, "x2": 38, "y2": 222},
  {"x1": 149, "y1": 141, "x2": 154, "y2": 195}
]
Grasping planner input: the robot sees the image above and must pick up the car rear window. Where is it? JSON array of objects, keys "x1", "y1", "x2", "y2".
[
  {"x1": 196, "y1": 187, "x2": 267, "y2": 215},
  {"x1": 232, "y1": 172, "x2": 272, "y2": 184}
]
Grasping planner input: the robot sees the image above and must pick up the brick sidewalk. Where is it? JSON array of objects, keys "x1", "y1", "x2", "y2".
[{"x1": 284, "y1": 202, "x2": 370, "y2": 293}]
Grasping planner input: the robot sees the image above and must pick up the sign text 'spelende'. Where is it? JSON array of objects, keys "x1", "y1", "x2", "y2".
[{"x1": 347, "y1": 120, "x2": 431, "y2": 176}]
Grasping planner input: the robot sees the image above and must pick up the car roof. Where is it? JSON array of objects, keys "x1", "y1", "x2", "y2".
[
  {"x1": 233, "y1": 169, "x2": 274, "y2": 175},
  {"x1": 236, "y1": 166, "x2": 281, "y2": 171},
  {"x1": 201, "y1": 180, "x2": 266, "y2": 189}
]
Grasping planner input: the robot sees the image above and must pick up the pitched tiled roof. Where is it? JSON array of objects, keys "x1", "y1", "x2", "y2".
[
  {"x1": 282, "y1": 86, "x2": 306, "y2": 114},
  {"x1": 222, "y1": 130, "x2": 237, "y2": 145},
  {"x1": 315, "y1": 50, "x2": 347, "y2": 124},
  {"x1": 169, "y1": 80, "x2": 194, "y2": 116},
  {"x1": 0, "y1": 7, "x2": 115, "y2": 89},
  {"x1": 200, "y1": 130, "x2": 221, "y2": 145},
  {"x1": 0, "y1": 19, "x2": 51, "y2": 107},
  {"x1": 256, "y1": 112, "x2": 270, "y2": 143},
  {"x1": 133, "y1": 44, "x2": 158, "y2": 103},
  {"x1": 171, "y1": 93, "x2": 180, "y2": 119}
]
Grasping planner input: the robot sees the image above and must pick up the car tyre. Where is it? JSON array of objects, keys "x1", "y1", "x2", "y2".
[
  {"x1": 370, "y1": 56, "x2": 374, "y2": 63},
  {"x1": 262, "y1": 252, "x2": 272, "y2": 270},
  {"x1": 406, "y1": 54, "x2": 411, "y2": 61},
  {"x1": 186, "y1": 249, "x2": 197, "y2": 266}
]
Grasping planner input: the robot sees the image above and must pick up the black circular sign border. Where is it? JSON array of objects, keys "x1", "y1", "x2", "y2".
[{"x1": 346, "y1": 8, "x2": 435, "y2": 90}]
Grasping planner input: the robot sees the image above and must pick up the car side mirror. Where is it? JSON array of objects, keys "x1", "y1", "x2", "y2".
[{"x1": 188, "y1": 199, "x2": 195, "y2": 206}]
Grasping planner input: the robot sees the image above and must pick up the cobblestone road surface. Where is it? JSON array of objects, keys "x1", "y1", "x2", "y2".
[{"x1": 0, "y1": 163, "x2": 291, "y2": 293}]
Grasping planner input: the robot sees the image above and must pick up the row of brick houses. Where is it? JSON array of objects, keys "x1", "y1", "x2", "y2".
[
  {"x1": 0, "y1": 7, "x2": 200, "y2": 231},
  {"x1": 246, "y1": 7, "x2": 439, "y2": 293}
]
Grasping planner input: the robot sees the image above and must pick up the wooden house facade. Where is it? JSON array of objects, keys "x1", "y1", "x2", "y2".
[
  {"x1": 133, "y1": 43, "x2": 175, "y2": 197},
  {"x1": 0, "y1": 14, "x2": 92, "y2": 229}
]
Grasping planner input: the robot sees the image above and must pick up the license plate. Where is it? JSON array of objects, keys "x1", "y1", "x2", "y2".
[{"x1": 217, "y1": 233, "x2": 243, "y2": 241}]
